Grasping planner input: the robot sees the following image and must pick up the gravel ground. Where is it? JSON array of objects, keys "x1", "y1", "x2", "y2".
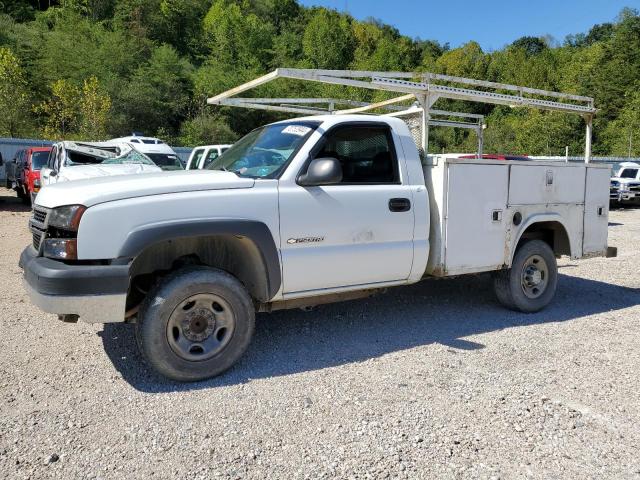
[{"x1": 0, "y1": 187, "x2": 639, "y2": 479}]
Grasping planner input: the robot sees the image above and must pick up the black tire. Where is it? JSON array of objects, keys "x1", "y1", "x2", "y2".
[
  {"x1": 21, "y1": 189, "x2": 31, "y2": 205},
  {"x1": 135, "y1": 266, "x2": 255, "y2": 381},
  {"x1": 493, "y1": 239, "x2": 558, "y2": 313}
]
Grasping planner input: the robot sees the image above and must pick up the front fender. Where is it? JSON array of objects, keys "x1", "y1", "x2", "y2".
[{"x1": 119, "y1": 219, "x2": 282, "y2": 300}]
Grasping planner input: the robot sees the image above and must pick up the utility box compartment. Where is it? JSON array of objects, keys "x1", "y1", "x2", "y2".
[
  {"x1": 508, "y1": 165, "x2": 586, "y2": 205},
  {"x1": 444, "y1": 163, "x2": 509, "y2": 274},
  {"x1": 583, "y1": 166, "x2": 610, "y2": 256}
]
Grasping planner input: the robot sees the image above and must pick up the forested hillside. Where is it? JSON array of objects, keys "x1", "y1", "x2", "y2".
[{"x1": 0, "y1": 1, "x2": 639, "y2": 155}]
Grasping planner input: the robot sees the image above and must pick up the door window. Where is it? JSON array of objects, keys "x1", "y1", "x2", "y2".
[
  {"x1": 190, "y1": 148, "x2": 204, "y2": 168},
  {"x1": 202, "y1": 150, "x2": 220, "y2": 169},
  {"x1": 314, "y1": 125, "x2": 399, "y2": 184},
  {"x1": 47, "y1": 148, "x2": 54, "y2": 169}
]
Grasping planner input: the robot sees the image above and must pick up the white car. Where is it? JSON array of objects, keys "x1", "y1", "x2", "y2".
[
  {"x1": 610, "y1": 162, "x2": 640, "y2": 203},
  {"x1": 108, "y1": 136, "x2": 183, "y2": 171},
  {"x1": 21, "y1": 114, "x2": 615, "y2": 381},
  {"x1": 185, "y1": 144, "x2": 232, "y2": 170},
  {"x1": 40, "y1": 141, "x2": 161, "y2": 186}
]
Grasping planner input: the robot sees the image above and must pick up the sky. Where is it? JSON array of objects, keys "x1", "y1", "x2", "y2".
[{"x1": 298, "y1": 0, "x2": 640, "y2": 51}]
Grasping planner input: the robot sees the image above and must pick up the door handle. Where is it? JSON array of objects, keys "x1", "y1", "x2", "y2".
[{"x1": 389, "y1": 198, "x2": 411, "y2": 212}]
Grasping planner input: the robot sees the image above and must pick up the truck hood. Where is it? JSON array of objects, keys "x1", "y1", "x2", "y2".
[{"x1": 35, "y1": 170, "x2": 255, "y2": 208}]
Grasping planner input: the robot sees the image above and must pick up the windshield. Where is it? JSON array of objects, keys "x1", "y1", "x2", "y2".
[
  {"x1": 207, "y1": 122, "x2": 319, "y2": 178},
  {"x1": 146, "y1": 153, "x2": 184, "y2": 171},
  {"x1": 31, "y1": 151, "x2": 49, "y2": 170},
  {"x1": 102, "y1": 150, "x2": 156, "y2": 165},
  {"x1": 620, "y1": 168, "x2": 638, "y2": 179}
]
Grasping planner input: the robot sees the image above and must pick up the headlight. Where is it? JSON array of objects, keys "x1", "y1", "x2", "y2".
[
  {"x1": 48, "y1": 205, "x2": 86, "y2": 231},
  {"x1": 33, "y1": 178, "x2": 40, "y2": 187},
  {"x1": 43, "y1": 238, "x2": 77, "y2": 260}
]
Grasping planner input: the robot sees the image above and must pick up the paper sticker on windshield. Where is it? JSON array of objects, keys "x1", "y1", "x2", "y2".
[{"x1": 282, "y1": 125, "x2": 311, "y2": 136}]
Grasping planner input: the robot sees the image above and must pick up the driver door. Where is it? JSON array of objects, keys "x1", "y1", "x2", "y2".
[{"x1": 278, "y1": 123, "x2": 415, "y2": 294}]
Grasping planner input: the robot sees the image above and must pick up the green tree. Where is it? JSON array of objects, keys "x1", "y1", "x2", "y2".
[
  {"x1": 79, "y1": 76, "x2": 111, "y2": 140},
  {"x1": 1, "y1": 0, "x2": 37, "y2": 21},
  {"x1": 0, "y1": 47, "x2": 31, "y2": 137},
  {"x1": 602, "y1": 89, "x2": 640, "y2": 156},
  {"x1": 36, "y1": 79, "x2": 81, "y2": 139},
  {"x1": 159, "y1": 0, "x2": 210, "y2": 55},
  {"x1": 302, "y1": 8, "x2": 354, "y2": 69},
  {"x1": 119, "y1": 44, "x2": 193, "y2": 136},
  {"x1": 178, "y1": 113, "x2": 237, "y2": 146},
  {"x1": 436, "y1": 42, "x2": 488, "y2": 79},
  {"x1": 203, "y1": 0, "x2": 274, "y2": 69},
  {"x1": 511, "y1": 36, "x2": 547, "y2": 55}
]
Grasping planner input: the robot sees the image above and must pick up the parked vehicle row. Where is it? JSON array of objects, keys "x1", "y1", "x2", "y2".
[
  {"x1": 4, "y1": 147, "x2": 51, "y2": 204},
  {"x1": 1, "y1": 136, "x2": 189, "y2": 203}
]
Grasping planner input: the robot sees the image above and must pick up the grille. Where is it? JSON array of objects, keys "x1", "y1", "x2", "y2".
[
  {"x1": 32, "y1": 230, "x2": 43, "y2": 250},
  {"x1": 32, "y1": 207, "x2": 48, "y2": 224},
  {"x1": 630, "y1": 185, "x2": 640, "y2": 192},
  {"x1": 30, "y1": 206, "x2": 49, "y2": 251}
]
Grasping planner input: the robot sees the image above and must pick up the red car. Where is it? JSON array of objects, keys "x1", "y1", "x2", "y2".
[{"x1": 8, "y1": 147, "x2": 51, "y2": 204}]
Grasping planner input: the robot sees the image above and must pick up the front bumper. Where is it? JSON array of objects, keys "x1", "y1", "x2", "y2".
[
  {"x1": 19, "y1": 246, "x2": 130, "y2": 323},
  {"x1": 610, "y1": 190, "x2": 636, "y2": 202}
]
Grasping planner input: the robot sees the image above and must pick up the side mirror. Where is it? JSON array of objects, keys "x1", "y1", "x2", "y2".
[
  {"x1": 50, "y1": 170, "x2": 58, "y2": 177},
  {"x1": 298, "y1": 157, "x2": 342, "y2": 186}
]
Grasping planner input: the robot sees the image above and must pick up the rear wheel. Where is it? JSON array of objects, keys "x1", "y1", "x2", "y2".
[
  {"x1": 493, "y1": 239, "x2": 558, "y2": 313},
  {"x1": 135, "y1": 267, "x2": 255, "y2": 381}
]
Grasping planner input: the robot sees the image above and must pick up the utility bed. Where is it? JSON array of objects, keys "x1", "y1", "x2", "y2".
[{"x1": 424, "y1": 157, "x2": 611, "y2": 277}]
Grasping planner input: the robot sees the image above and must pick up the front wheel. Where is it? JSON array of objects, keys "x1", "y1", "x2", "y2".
[
  {"x1": 493, "y1": 239, "x2": 558, "y2": 313},
  {"x1": 135, "y1": 267, "x2": 255, "y2": 381}
]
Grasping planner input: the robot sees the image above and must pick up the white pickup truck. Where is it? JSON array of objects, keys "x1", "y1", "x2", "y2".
[
  {"x1": 20, "y1": 113, "x2": 615, "y2": 381},
  {"x1": 185, "y1": 144, "x2": 232, "y2": 170},
  {"x1": 610, "y1": 162, "x2": 640, "y2": 203}
]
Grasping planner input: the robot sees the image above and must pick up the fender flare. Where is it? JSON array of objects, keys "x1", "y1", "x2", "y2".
[
  {"x1": 510, "y1": 213, "x2": 576, "y2": 262},
  {"x1": 119, "y1": 219, "x2": 281, "y2": 300}
]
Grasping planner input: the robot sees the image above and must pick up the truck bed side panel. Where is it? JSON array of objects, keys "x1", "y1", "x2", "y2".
[
  {"x1": 583, "y1": 167, "x2": 610, "y2": 256},
  {"x1": 444, "y1": 164, "x2": 509, "y2": 274}
]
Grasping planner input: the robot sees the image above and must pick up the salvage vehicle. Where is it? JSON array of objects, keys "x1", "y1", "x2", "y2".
[
  {"x1": 20, "y1": 69, "x2": 616, "y2": 381},
  {"x1": 5, "y1": 147, "x2": 51, "y2": 204},
  {"x1": 109, "y1": 136, "x2": 183, "y2": 171},
  {"x1": 185, "y1": 144, "x2": 232, "y2": 170},
  {"x1": 610, "y1": 162, "x2": 640, "y2": 204},
  {"x1": 40, "y1": 141, "x2": 162, "y2": 186}
]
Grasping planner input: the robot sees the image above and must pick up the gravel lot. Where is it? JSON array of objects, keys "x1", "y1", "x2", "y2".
[{"x1": 0, "y1": 187, "x2": 639, "y2": 479}]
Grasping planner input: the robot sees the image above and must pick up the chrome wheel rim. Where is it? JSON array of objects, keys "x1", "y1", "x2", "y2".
[
  {"x1": 520, "y1": 254, "x2": 549, "y2": 299},
  {"x1": 166, "y1": 293, "x2": 235, "y2": 361}
]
